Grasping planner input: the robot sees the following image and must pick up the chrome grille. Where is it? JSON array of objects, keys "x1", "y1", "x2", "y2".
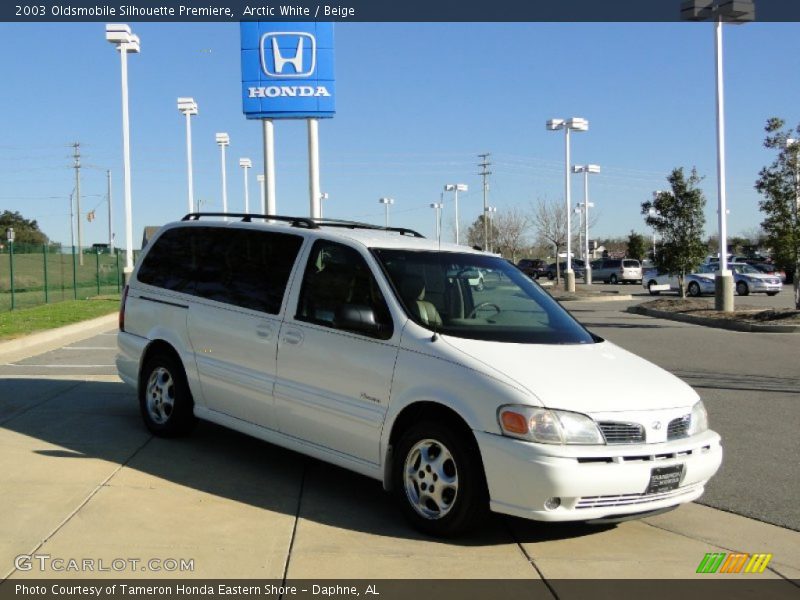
[
  {"x1": 667, "y1": 415, "x2": 691, "y2": 440},
  {"x1": 576, "y1": 484, "x2": 700, "y2": 509},
  {"x1": 598, "y1": 422, "x2": 645, "y2": 444}
]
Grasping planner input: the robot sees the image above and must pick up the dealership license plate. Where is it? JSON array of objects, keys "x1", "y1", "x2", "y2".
[{"x1": 645, "y1": 464, "x2": 684, "y2": 494}]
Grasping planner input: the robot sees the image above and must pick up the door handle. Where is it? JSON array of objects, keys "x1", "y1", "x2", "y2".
[
  {"x1": 256, "y1": 323, "x2": 275, "y2": 339},
  {"x1": 281, "y1": 329, "x2": 304, "y2": 346}
]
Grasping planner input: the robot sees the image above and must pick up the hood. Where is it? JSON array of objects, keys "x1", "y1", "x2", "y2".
[{"x1": 440, "y1": 336, "x2": 698, "y2": 414}]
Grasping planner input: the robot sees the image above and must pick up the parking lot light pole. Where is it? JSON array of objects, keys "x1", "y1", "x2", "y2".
[
  {"x1": 215, "y1": 133, "x2": 230, "y2": 216},
  {"x1": 681, "y1": 0, "x2": 755, "y2": 311},
  {"x1": 239, "y1": 158, "x2": 252, "y2": 213},
  {"x1": 573, "y1": 164, "x2": 599, "y2": 283},
  {"x1": 649, "y1": 200, "x2": 660, "y2": 262},
  {"x1": 379, "y1": 197, "x2": 394, "y2": 227},
  {"x1": 547, "y1": 118, "x2": 589, "y2": 292},
  {"x1": 444, "y1": 184, "x2": 468, "y2": 244},
  {"x1": 177, "y1": 97, "x2": 198, "y2": 214},
  {"x1": 486, "y1": 206, "x2": 497, "y2": 253},
  {"x1": 6, "y1": 228, "x2": 14, "y2": 310},
  {"x1": 430, "y1": 202, "x2": 443, "y2": 243},
  {"x1": 105, "y1": 23, "x2": 139, "y2": 281}
]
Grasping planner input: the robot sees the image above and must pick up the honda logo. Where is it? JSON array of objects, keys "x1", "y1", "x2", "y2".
[{"x1": 260, "y1": 32, "x2": 316, "y2": 78}]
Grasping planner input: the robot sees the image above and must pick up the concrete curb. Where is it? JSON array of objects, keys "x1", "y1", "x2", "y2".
[
  {"x1": 556, "y1": 294, "x2": 634, "y2": 303},
  {"x1": 627, "y1": 305, "x2": 800, "y2": 333},
  {"x1": 0, "y1": 312, "x2": 118, "y2": 363}
]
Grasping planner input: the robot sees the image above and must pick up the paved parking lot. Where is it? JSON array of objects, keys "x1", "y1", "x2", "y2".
[{"x1": 0, "y1": 301, "x2": 798, "y2": 584}]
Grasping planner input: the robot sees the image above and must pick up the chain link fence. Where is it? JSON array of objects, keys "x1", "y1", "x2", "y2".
[{"x1": 0, "y1": 244, "x2": 138, "y2": 312}]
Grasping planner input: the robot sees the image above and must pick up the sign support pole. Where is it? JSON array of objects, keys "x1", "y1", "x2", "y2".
[
  {"x1": 263, "y1": 119, "x2": 276, "y2": 215},
  {"x1": 308, "y1": 118, "x2": 321, "y2": 219}
]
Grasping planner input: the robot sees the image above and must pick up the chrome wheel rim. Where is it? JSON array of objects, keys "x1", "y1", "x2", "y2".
[
  {"x1": 146, "y1": 367, "x2": 175, "y2": 425},
  {"x1": 403, "y1": 438, "x2": 459, "y2": 520}
]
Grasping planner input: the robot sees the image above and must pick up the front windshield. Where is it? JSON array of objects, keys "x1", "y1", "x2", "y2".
[
  {"x1": 372, "y1": 249, "x2": 596, "y2": 344},
  {"x1": 732, "y1": 264, "x2": 759, "y2": 274}
]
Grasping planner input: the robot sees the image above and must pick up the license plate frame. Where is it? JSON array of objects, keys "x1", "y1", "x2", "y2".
[{"x1": 645, "y1": 464, "x2": 684, "y2": 494}]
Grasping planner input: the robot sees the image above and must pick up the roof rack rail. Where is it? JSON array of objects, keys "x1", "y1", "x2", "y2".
[
  {"x1": 312, "y1": 218, "x2": 425, "y2": 238},
  {"x1": 181, "y1": 213, "x2": 318, "y2": 229}
]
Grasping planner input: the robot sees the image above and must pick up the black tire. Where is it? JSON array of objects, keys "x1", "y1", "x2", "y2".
[
  {"x1": 767, "y1": 292, "x2": 778, "y2": 296},
  {"x1": 610, "y1": 274, "x2": 618, "y2": 285},
  {"x1": 736, "y1": 281, "x2": 749, "y2": 296},
  {"x1": 647, "y1": 281, "x2": 660, "y2": 296},
  {"x1": 139, "y1": 352, "x2": 196, "y2": 437},
  {"x1": 547, "y1": 272, "x2": 554, "y2": 280},
  {"x1": 393, "y1": 421, "x2": 488, "y2": 537},
  {"x1": 687, "y1": 281, "x2": 701, "y2": 298}
]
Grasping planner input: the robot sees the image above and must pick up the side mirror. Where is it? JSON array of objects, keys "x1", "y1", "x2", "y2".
[{"x1": 333, "y1": 304, "x2": 383, "y2": 336}]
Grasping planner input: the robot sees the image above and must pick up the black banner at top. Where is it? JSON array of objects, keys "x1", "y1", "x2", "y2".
[{"x1": 3, "y1": 0, "x2": 800, "y2": 22}]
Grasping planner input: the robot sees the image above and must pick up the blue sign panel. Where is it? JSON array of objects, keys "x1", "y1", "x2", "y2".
[{"x1": 240, "y1": 22, "x2": 335, "y2": 119}]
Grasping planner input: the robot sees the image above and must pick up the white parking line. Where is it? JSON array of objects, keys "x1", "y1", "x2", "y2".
[
  {"x1": 63, "y1": 347, "x2": 116, "y2": 351},
  {"x1": 7, "y1": 364, "x2": 116, "y2": 368}
]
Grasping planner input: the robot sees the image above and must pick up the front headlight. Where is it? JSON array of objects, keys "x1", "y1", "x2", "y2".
[
  {"x1": 498, "y1": 405, "x2": 604, "y2": 445},
  {"x1": 688, "y1": 400, "x2": 709, "y2": 435}
]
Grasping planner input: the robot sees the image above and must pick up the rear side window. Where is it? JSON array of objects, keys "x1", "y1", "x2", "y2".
[
  {"x1": 137, "y1": 227, "x2": 303, "y2": 314},
  {"x1": 623, "y1": 260, "x2": 640, "y2": 268}
]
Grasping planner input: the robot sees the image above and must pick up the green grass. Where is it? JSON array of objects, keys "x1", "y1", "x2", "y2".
[{"x1": 0, "y1": 295, "x2": 119, "y2": 341}]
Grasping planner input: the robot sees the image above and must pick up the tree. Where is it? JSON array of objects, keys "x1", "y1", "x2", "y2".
[
  {"x1": 492, "y1": 207, "x2": 530, "y2": 262},
  {"x1": 465, "y1": 214, "x2": 500, "y2": 251},
  {"x1": 641, "y1": 168, "x2": 707, "y2": 298},
  {"x1": 0, "y1": 211, "x2": 49, "y2": 247},
  {"x1": 754, "y1": 117, "x2": 800, "y2": 309},
  {"x1": 626, "y1": 231, "x2": 647, "y2": 261},
  {"x1": 530, "y1": 199, "x2": 568, "y2": 281}
]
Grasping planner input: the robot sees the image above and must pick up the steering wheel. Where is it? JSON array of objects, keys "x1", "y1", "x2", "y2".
[{"x1": 468, "y1": 302, "x2": 501, "y2": 319}]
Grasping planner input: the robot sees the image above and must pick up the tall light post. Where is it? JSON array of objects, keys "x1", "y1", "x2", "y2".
[
  {"x1": 444, "y1": 183, "x2": 468, "y2": 244},
  {"x1": 319, "y1": 192, "x2": 329, "y2": 218},
  {"x1": 573, "y1": 164, "x2": 599, "y2": 283},
  {"x1": 105, "y1": 23, "x2": 139, "y2": 281},
  {"x1": 256, "y1": 174, "x2": 266, "y2": 214},
  {"x1": 239, "y1": 158, "x2": 252, "y2": 213},
  {"x1": 177, "y1": 97, "x2": 198, "y2": 214},
  {"x1": 430, "y1": 201, "x2": 443, "y2": 243},
  {"x1": 486, "y1": 206, "x2": 498, "y2": 253},
  {"x1": 215, "y1": 133, "x2": 230, "y2": 216},
  {"x1": 378, "y1": 197, "x2": 394, "y2": 227},
  {"x1": 649, "y1": 200, "x2": 660, "y2": 262},
  {"x1": 547, "y1": 117, "x2": 589, "y2": 292},
  {"x1": 681, "y1": 0, "x2": 754, "y2": 311},
  {"x1": 6, "y1": 228, "x2": 15, "y2": 310}
]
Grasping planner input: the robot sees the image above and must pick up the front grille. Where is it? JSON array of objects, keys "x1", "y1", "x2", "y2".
[
  {"x1": 598, "y1": 422, "x2": 645, "y2": 444},
  {"x1": 576, "y1": 484, "x2": 700, "y2": 509},
  {"x1": 667, "y1": 415, "x2": 691, "y2": 440}
]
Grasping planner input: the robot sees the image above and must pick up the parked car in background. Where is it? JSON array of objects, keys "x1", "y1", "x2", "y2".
[
  {"x1": 516, "y1": 258, "x2": 549, "y2": 279},
  {"x1": 730, "y1": 262, "x2": 782, "y2": 296},
  {"x1": 546, "y1": 261, "x2": 586, "y2": 280},
  {"x1": 591, "y1": 258, "x2": 642, "y2": 284},
  {"x1": 643, "y1": 266, "x2": 715, "y2": 297},
  {"x1": 751, "y1": 263, "x2": 786, "y2": 283}
]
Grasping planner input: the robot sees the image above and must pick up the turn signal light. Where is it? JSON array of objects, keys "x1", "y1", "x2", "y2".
[{"x1": 501, "y1": 411, "x2": 529, "y2": 435}]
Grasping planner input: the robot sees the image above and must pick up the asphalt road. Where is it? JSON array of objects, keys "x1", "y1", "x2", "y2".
[{"x1": 1, "y1": 290, "x2": 797, "y2": 532}]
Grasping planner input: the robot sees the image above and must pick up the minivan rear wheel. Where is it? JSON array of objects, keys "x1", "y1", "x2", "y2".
[
  {"x1": 610, "y1": 274, "x2": 618, "y2": 284},
  {"x1": 393, "y1": 421, "x2": 487, "y2": 537},
  {"x1": 140, "y1": 352, "x2": 196, "y2": 437}
]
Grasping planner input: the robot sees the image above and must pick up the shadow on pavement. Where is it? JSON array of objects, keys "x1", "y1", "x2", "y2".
[{"x1": 0, "y1": 378, "x2": 617, "y2": 546}]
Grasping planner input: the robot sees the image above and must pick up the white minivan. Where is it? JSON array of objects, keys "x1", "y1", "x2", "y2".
[{"x1": 117, "y1": 214, "x2": 722, "y2": 536}]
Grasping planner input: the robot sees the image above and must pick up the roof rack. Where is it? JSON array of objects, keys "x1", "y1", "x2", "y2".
[
  {"x1": 311, "y1": 218, "x2": 425, "y2": 238},
  {"x1": 181, "y1": 213, "x2": 425, "y2": 238},
  {"x1": 181, "y1": 213, "x2": 318, "y2": 229}
]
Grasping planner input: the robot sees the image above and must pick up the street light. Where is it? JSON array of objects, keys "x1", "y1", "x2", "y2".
[
  {"x1": 256, "y1": 174, "x2": 266, "y2": 214},
  {"x1": 486, "y1": 206, "x2": 498, "y2": 253},
  {"x1": 239, "y1": 158, "x2": 252, "y2": 213},
  {"x1": 6, "y1": 228, "x2": 14, "y2": 310},
  {"x1": 215, "y1": 133, "x2": 230, "y2": 216},
  {"x1": 105, "y1": 23, "x2": 140, "y2": 281},
  {"x1": 573, "y1": 164, "x2": 600, "y2": 284},
  {"x1": 430, "y1": 201, "x2": 443, "y2": 244},
  {"x1": 444, "y1": 184, "x2": 468, "y2": 244},
  {"x1": 177, "y1": 97, "x2": 198, "y2": 214},
  {"x1": 547, "y1": 117, "x2": 589, "y2": 292},
  {"x1": 319, "y1": 192, "x2": 329, "y2": 218},
  {"x1": 378, "y1": 197, "x2": 394, "y2": 227},
  {"x1": 681, "y1": 0, "x2": 755, "y2": 311},
  {"x1": 649, "y1": 195, "x2": 661, "y2": 262}
]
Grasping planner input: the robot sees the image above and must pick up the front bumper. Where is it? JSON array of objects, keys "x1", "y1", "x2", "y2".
[
  {"x1": 475, "y1": 429, "x2": 722, "y2": 522},
  {"x1": 746, "y1": 280, "x2": 782, "y2": 293}
]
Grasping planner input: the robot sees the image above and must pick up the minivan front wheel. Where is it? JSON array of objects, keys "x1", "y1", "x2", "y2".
[
  {"x1": 394, "y1": 422, "x2": 487, "y2": 537},
  {"x1": 140, "y1": 353, "x2": 195, "y2": 437}
]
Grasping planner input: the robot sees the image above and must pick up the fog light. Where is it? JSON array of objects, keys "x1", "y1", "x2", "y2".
[{"x1": 544, "y1": 497, "x2": 561, "y2": 510}]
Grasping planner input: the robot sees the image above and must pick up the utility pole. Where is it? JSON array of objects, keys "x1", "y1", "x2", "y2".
[
  {"x1": 478, "y1": 153, "x2": 492, "y2": 250},
  {"x1": 107, "y1": 170, "x2": 114, "y2": 251},
  {"x1": 72, "y1": 142, "x2": 83, "y2": 266}
]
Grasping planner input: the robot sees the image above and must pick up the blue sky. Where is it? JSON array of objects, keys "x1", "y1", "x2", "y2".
[{"x1": 1, "y1": 21, "x2": 799, "y2": 248}]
